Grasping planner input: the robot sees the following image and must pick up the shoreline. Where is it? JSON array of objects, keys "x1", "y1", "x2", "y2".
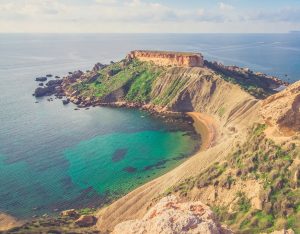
[
  {"x1": 1, "y1": 103, "x2": 203, "y2": 232},
  {"x1": 187, "y1": 112, "x2": 217, "y2": 151},
  {"x1": 96, "y1": 110, "x2": 223, "y2": 232},
  {"x1": 0, "y1": 212, "x2": 23, "y2": 232}
]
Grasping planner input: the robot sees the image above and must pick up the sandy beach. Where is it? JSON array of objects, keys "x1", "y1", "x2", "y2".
[{"x1": 187, "y1": 112, "x2": 217, "y2": 151}]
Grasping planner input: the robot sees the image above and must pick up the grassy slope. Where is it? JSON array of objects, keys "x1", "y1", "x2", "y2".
[
  {"x1": 219, "y1": 74, "x2": 272, "y2": 99},
  {"x1": 69, "y1": 60, "x2": 164, "y2": 102},
  {"x1": 166, "y1": 124, "x2": 300, "y2": 233},
  {"x1": 67, "y1": 59, "x2": 275, "y2": 106}
]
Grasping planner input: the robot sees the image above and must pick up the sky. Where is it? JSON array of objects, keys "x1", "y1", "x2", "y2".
[{"x1": 0, "y1": 0, "x2": 300, "y2": 33}]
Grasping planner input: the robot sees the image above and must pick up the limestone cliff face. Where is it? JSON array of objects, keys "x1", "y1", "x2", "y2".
[
  {"x1": 261, "y1": 81, "x2": 300, "y2": 134},
  {"x1": 128, "y1": 50, "x2": 204, "y2": 67}
]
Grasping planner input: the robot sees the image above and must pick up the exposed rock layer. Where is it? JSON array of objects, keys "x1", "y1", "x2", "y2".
[
  {"x1": 261, "y1": 80, "x2": 300, "y2": 134},
  {"x1": 128, "y1": 50, "x2": 204, "y2": 67}
]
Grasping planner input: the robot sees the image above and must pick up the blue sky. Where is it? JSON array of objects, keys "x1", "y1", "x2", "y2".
[{"x1": 0, "y1": 0, "x2": 300, "y2": 33}]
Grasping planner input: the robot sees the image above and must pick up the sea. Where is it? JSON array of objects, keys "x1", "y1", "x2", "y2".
[{"x1": 0, "y1": 33, "x2": 299, "y2": 219}]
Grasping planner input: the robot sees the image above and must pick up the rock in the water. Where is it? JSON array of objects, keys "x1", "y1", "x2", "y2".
[
  {"x1": 113, "y1": 195, "x2": 232, "y2": 234},
  {"x1": 62, "y1": 99, "x2": 69, "y2": 105},
  {"x1": 34, "y1": 86, "x2": 55, "y2": 97},
  {"x1": 74, "y1": 215, "x2": 96, "y2": 227},
  {"x1": 60, "y1": 209, "x2": 78, "y2": 217},
  {"x1": 35, "y1": 77, "x2": 47, "y2": 82},
  {"x1": 46, "y1": 74, "x2": 53, "y2": 77},
  {"x1": 46, "y1": 79, "x2": 63, "y2": 87},
  {"x1": 55, "y1": 76, "x2": 60, "y2": 79},
  {"x1": 34, "y1": 79, "x2": 63, "y2": 97},
  {"x1": 38, "y1": 83, "x2": 44, "y2": 86}
]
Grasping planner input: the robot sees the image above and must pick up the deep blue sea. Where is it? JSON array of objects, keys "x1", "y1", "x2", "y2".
[{"x1": 0, "y1": 33, "x2": 299, "y2": 220}]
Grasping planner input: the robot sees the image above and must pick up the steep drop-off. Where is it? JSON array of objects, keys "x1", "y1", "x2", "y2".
[
  {"x1": 25, "y1": 51, "x2": 299, "y2": 234},
  {"x1": 128, "y1": 50, "x2": 204, "y2": 67}
]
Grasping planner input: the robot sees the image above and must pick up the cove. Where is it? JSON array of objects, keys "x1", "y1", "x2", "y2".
[{"x1": 0, "y1": 105, "x2": 199, "y2": 219}]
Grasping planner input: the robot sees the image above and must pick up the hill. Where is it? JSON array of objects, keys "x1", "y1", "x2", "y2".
[{"x1": 8, "y1": 51, "x2": 299, "y2": 234}]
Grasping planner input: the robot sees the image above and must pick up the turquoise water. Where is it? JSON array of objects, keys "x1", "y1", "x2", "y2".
[
  {"x1": 0, "y1": 104, "x2": 198, "y2": 218},
  {"x1": 66, "y1": 131, "x2": 195, "y2": 196},
  {"x1": 0, "y1": 33, "x2": 299, "y2": 219}
]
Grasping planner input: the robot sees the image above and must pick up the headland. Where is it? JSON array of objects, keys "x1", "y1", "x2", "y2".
[{"x1": 6, "y1": 50, "x2": 299, "y2": 234}]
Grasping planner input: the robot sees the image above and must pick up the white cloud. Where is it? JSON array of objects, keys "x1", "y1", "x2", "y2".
[
  {"x1": 95, "y1": 0, "x2": 116, "y2": 4},
  {"x1": 219, "y1": 2, "x2": 234, "y2": 11},
  {"x1": 0, "y1": 0, "x2": 299, "y2": 33}
]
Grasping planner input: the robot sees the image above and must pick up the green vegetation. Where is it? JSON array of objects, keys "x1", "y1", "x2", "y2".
[
  {"x1": 220, "y1": 74, "x2": 274, "y2": 99},
  {"x1": 153, "y1": 77, "x2": 188, "y2": 106},
  {"x1": 236, "y1": 192, "x2": 251, "y2": 213},
  {"x1": 69, "y1": 59, "x2": 163, "y2": 101},
  {"x1": 252, "y1": 123, "x2": 267, "y2": 136},
  {"x1": 164, "y1": 123, "x2": 300, "y2": 233},
  {"x1": 78, "y1": 208, "x2": 95, "y2": 215},
  {"x1": 218, "y1": 107, "x2": 226, "y2": 117},
  {"x1": 125, "y1": 69, "x2": 161, "y2": 102}
]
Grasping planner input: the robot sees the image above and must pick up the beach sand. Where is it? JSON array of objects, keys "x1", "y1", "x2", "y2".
[{"x1": 187, "y1": 112, "x2": 217, "y2": 151}]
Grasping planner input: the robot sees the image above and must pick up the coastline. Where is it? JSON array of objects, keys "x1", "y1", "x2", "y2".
[
  {"x1": 96, "y1": 110, "x2": 227, "y2": 232},
  {"x1": 1, "y1": 104, "x2": 202, "y2": 233},
  {"x1": 0, "y1": 212, "x2": 23, "y2": 231},
  {"x1": 187, "y1": 112, "x2": 217, "y2": 151}
]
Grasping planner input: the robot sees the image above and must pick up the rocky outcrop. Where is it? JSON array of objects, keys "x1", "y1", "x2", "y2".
[
  {"x1": 261, "y1": 80, "x2": 300, "y2": 134},
  {"x1": 128, "y1": 50, "x2": 204, "y2": 67},
  {"x1": 112, "y1": 195, "x2": 232, "y2": 234},
  {"x1": 35, "y1": 77, "x2": 47, "y2": 82},
  {"x1": 204, "y1": 60, "x2": 288, "y2": 91},
  {"x1": 0, "y1": 213, "x2": 22, "y2": 231},
  {"x1": 75, "y1": 215, "x2": 97, "y2": 227},
  {"x1": 61, "y1": 209, "x2": 78, "y2": 217},
  {"x1": 93, "y1": 62, "x2": 106, "y2": 72},
  {"x1": 34, "y1": 79, "x2": 63, "y2": 97}
]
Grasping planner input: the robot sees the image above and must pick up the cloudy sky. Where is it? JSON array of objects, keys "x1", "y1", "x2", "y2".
[{"x1": 0, "y1": 0, "x2": 300, "y2": 33}]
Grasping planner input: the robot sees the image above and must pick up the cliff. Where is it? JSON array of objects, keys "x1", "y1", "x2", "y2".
[
  {"x1": 127, "y1": 50, "x2": 204, "y2": 67},
  {"x1": 261, "y1": 81, "x2": 300, "y2": 135},
  {"x1": 26, "y1": 51, "x2": 300, "y2": 234}
]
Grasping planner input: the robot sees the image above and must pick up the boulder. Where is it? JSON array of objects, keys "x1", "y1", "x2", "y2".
[
  {"x1": 46, "y1": 74, "x2": 53, "y2": 77},
  {"x1": 38, "y1": 83, "x2": 44, "y2": 86},
  {"x1": 93, "y1": 62, "x2": 105, "y2": 72},
  {"x1": 74, "y1": 215, "x2": 96, "y2": 227},
  {"x1": 66, "y1": 70, "x2": 83, "y2": 83},
  {"x1": 46, "y1": 79, "x2": 63, "y2": 87},
  {"x1": 35, "y1": 77, "x2": 47, "y2": 82},
  {"x1": 62, "y1": 100, "x2": 69, "y2": 105},
  {"x1": 60, "y1": 209, "x2": 78, "y2": 217},
  {"x1": 34, "y1": 86, "x2": 55, "y2": 97}
]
